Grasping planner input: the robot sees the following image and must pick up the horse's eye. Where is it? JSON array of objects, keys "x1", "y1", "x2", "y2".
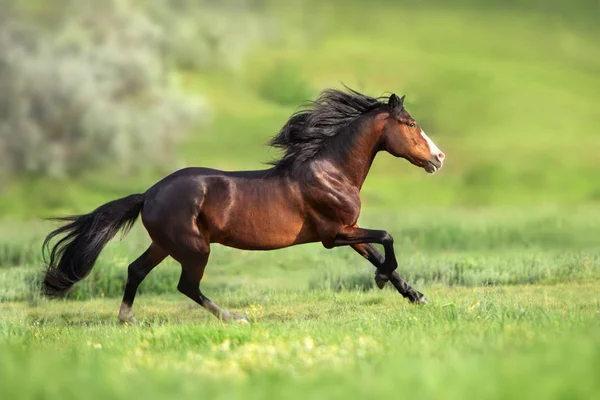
[{"x1": 408, "y1": 123, "x2": 415, "y2": 128}]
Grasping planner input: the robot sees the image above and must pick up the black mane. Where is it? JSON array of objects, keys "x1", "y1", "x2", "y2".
[{"x1": 269, "y1": 87, "x2": 391, "y2": 170}]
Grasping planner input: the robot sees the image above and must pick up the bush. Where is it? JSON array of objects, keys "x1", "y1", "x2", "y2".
[{"x1": 0, "y1": 0, "x2": 204, "y2": 178}]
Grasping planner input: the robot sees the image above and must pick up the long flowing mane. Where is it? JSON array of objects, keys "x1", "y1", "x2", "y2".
[{"x1": 268, "y1": 87, "x2": 390, "y2": 170}]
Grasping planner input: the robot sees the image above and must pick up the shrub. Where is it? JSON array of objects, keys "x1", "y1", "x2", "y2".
[{"x1": 0, "y1": 0, "x2": 204, "y2": 178}]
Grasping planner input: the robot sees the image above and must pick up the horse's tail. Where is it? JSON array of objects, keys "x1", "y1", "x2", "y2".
[{"x1": 42, "y1": 193, "x2": 145, "y2": 297}]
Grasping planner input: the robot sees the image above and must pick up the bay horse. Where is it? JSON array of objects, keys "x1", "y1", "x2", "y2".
[{"x1": 43, "y1": 88, "x2": 445, "y2": 324}]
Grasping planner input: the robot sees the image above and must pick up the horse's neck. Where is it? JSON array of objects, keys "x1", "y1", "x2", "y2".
[{"x1": 335, "y1": 117, "x2": 383, "y2": 189}]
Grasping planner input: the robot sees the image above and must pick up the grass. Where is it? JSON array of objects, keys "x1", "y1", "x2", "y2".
[
  {"x1": 1, "y1": 207, "x2": 599, "y2": 398},
  {"x1": 1, "y1": 285, "x2": 599, "y2": 400}
]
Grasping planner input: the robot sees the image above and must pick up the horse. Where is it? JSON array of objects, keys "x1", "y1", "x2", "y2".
[{"x1": 42, "y1": 87, "x2": 445, "y2": 324}]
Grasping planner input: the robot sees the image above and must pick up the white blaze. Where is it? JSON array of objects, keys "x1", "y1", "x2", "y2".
[{"x1": 420, "y1": 129, "x2": 442, "y2": 160}]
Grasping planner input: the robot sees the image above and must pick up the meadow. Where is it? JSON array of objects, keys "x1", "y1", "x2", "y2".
[
  {"x1": 1, "y1": 1, "x2": 600, "y2": 399},
  {"x1": 1, "y1": 206, "x2": 599, "y2": 399}
]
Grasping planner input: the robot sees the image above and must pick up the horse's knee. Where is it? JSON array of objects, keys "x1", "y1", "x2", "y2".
[{"x1": 381, "y1": 231, "x2": 393, "y2": 246}]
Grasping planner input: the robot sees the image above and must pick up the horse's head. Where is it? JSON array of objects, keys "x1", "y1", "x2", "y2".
[{"x1": 381, "y1": 94, "x2": 445, "y2": 173}]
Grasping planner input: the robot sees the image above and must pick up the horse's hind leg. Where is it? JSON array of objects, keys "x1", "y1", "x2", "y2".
[
  {"x1": 173, "y1": 240, "x2": 249, "y2": 324},
  {"x1": 118, "y1": 243, "x2": 167, "y2": 324}
]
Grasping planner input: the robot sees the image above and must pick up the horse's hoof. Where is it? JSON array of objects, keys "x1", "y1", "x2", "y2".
[
  {"x1": 410, "y1": 293, "x2": 430, "y2": 305},
  {"x1": 232, "y1": 313, "x2": 250, "y2": 324},
  {"x1": 118, "y1": 302, "x2": 140, "y2": 325},
  {"x1": 374, "y1": 273, "x2": 388, "y2": 290}
]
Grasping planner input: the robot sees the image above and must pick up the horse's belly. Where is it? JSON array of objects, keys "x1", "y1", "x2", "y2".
[
  {"x1": 198, "y1": 175, "x2": 318, "y2": 250},
  {"x1": 203, "y1": 198, "x2": 317, "y2": 250},
  {"x1": 211, "y1": 213, "x2": 315, "y2": 250}
]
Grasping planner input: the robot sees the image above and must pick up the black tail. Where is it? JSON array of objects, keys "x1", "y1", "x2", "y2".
[{"x1": 42, "y1": 193, "x2": 145, "y2": 297}]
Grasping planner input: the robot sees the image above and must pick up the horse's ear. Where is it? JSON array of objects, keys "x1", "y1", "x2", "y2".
[
  {"x1": 388, "y1": 94, "x2": 405, "y2": 110},
  {"x1": 388, "y1": 93, "x2": 399, "y2": 109}
]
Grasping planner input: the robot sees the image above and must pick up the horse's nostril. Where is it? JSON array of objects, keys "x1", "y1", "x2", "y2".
[{"x1": 437, "y1": 152, "x2": 445, "y2": 161}]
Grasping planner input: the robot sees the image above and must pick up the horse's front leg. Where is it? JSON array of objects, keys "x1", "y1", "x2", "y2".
[
  {"x1": 351, "y1": 243, "x2": 393, "y2": 289},
  {"x1": 351, "y1": 243, "x2": 427, "y2": 303},
  {"x1": 332, "y1": 226, "x2": 428, "y2": 304},
  {"x1": 351, "y1": 244, "x2": 388, "y2": 289}
]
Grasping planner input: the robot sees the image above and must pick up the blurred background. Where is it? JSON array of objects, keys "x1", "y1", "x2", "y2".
[{"x1": 1, "y1": 0, "x2": 598, "y2": 217}]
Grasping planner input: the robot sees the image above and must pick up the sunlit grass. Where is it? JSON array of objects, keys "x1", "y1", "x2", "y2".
[
  {"x1": 1, "y1": 207, "x2": 599, "y2": 398},
  {"x1": 1, "y1": 284, "x2": 599, "y2": 399}
]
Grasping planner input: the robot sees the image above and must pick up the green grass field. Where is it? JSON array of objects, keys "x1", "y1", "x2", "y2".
[
  {"x1": 1, "y1": 207, "x2": 599, "y2": 399},
  {"x1": 1, "y1": 1, "x2": 600, "y2": 399},
  {"x1": 1, "y1": 285, "x2": 599, "y2": 400}
]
